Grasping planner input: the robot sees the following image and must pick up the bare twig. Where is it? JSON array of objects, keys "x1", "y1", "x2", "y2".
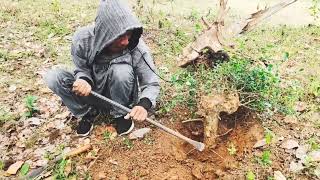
[
  {"x1": 217, "y1": 128, "x2": 233, "y2": 137},
  {"x1": 210, "y1": 149, "x2": 224, "y2": 160},
  {"x1": 182, "y1": 118, "x2": 203, "y2": 123},
  {"x1": 186, "y1": 148, "x2": 196, "y2": 156}
]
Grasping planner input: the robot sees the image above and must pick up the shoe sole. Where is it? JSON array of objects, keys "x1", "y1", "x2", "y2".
[
  {"x1": 119, "y1": 121, "x2": 135, "y2": 136},
  {"x1": 76, "y1": 125, "x2": 94, "y2": 137}
]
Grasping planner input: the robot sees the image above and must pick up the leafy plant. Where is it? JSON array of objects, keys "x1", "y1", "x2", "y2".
[
  {"x1": 227, "y1": 142, "x2": 237, "y2": 156},
  {"x1": 246, "y1": 170, "x2": 256, "y2": 180},
  {"x1": 257, "y1": 150, "x2": 272, "y2": 166},
  {"x1": 24, "y1": 95, "x2": 38, "y2": 117},
  {"x1": 103, "y1": 131, "x2": 112, "y2": 142},
  {"x1": 53, "y1": 158, "x2": 68, "y2": 179},
  {"x1": 265, "y1": 129, "x2": 275, "y2": 145},
  {"x1": 308, "y1": 137, "x2": 320, "y2": 150},
  {"x1": 194, "y1": 23, "x2": 203, "y2": 34},
  {"x1": 123, "y1": 137, "x2": 133, "y2": 149},
  {"x1": 19, "y1": 163, "x2": 30, "y2": 176}
]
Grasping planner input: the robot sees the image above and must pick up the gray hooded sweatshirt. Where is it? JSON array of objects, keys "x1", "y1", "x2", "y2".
[{"x1": 71, "y1": 0, "x2": 160, "y2": 107}]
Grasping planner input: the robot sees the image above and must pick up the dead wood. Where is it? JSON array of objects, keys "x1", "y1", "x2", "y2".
[{"x1": 177, "y1": 0, "x2": 298, "y2": 67}]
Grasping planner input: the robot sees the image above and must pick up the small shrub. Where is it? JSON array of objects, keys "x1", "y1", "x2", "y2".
[
  {"x1": 257, "y1": 150, "x2": 272, "y2": 166},
  {"x1": 24, "y1": 95, "x2": 38, "y2": 117}
]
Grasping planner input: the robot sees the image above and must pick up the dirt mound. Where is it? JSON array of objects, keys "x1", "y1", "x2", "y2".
[{"x1": 90, "y1": 107, "x2": 263, "y2": 179}]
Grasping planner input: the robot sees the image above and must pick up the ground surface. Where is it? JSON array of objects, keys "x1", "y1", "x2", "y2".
[{"x1": 0, "y1": 0, "x2": 320, "y2": 179}]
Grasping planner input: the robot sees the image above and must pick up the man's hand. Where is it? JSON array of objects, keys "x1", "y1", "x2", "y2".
[
  {"x1": 125, "y1": 106, "x2": 147, "y2": 122},
  {"x1": 72, "y1": 79, "x2": 92, "y2": 96}
]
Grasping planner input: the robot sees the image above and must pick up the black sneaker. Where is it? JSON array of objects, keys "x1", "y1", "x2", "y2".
[
  {"x1": 76, "y1": 118, "x2": 94, "y2": 137},
  {"x1": 115, "y1": 116, "x2": 134, "y2": 136}
]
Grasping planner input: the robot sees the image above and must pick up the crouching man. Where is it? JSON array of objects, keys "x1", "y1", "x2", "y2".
[{"x1": 44, "y1": 0, "x2": 160, "y2": 137}]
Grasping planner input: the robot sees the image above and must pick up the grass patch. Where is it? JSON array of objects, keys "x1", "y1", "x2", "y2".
[{"x1": 0, "y1": 108, "x2": 18, "y2": 126}]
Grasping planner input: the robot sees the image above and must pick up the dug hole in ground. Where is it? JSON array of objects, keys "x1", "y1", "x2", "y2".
[{"x1": 90, "y1": 90, "x2": 264, "y2": 179}]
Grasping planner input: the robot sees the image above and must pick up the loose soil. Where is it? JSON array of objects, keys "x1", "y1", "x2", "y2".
[{"x1": 90, "y1": 107, "x2": 264, "y2": 179}]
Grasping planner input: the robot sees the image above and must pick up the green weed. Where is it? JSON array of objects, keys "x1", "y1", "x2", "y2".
[
  {"x1": 103, "y1": 131, "x2": 112, "y2": 142},
  {"x1": 257, "y1": 150, "x2": 272, "y2": 166},
  {"x1": 51, "y1": 0, "x2": 61, "y2": 15},
  {"x1": 19, "y1": 163, "x2": 30, "y2": 176},
  {"x1": 123, "y1": 137, "x2": 133, "y2": 149},
  {"x1": 307, "y1": 137, "x2": 320, "y2": 150},
  {"x1": 52, "y1": 158, "x2": 72, "y2": 179},
  {"x1": 24, "y1": 95, "x2": 38, "y2": 117},
  {"x1": 246, "y1": 170, "x2": 256, "y2": 180},
  {"x1": 0, "y1": 108, "x2": 18, "y2": 125},
  {"x1": 0, "y1": 160, "x2": 4, "y2": 170},
  {"x1": 37, "y1": 19, "x2": 71, "y2": 41},
  {"x1": 143, "y1": 135, "x2": 155, "y2": 145},
  {"x1": 310, "y1": 0, "x2": 320, "y2": 20},
  {"x1": 227, "y1": 142, "x2": 237, "y2": 156},
  {"x1": 308, "y1": 77, "x2": 320, "y2": 97},
  {"x1": 265, "y1": 129, "x2": 275, "y2": 145},
  {"x1": 188, "y1": 8, "x2": 201, "y2": 21}
]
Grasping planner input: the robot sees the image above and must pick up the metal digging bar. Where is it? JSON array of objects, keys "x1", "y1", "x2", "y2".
[{"x1": 90, "y1": 91, "x2": 205, "y2": 151}]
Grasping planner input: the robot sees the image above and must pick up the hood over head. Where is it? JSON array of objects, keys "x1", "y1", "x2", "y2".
[{"x1": 91, "y1": 0, "x2": 143, "y2": 61}]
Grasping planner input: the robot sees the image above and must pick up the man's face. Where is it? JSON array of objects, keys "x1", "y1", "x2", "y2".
[{"x1": 107, "y1": 31, "x2": 133, "y2": 53}]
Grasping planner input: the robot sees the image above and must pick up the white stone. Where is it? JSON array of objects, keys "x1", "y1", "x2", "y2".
[
  {"x1": 128, "y1": 128, "x2": 152, "y2": 140},
  {"x1": 281, "y1": 139, "x2": 299, "y2": 149},
  {"x1": 289, "y1": 161, "x2": 304, "y2": 173},
  {"x1": 274, "y1": 171, "x2": 286, "y2": 180}
]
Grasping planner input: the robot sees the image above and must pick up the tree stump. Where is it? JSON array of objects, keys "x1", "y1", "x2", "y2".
[{"x1": 197, "y1": 93, "x2": 240, "y2": 147}]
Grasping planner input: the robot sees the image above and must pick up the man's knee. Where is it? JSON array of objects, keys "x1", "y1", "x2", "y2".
[
  {"x1": 44, "y1": 69, "x2": 74, "y2": 90},
  {"x1": 109, "y1": 64, "x2": 134, "y2": 83}
]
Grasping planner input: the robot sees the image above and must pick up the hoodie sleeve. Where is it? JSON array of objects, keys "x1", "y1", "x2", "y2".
[
  {"x1": 71, "y1": 42, "x2": 94, "y2": 87},
  {"x1": 135, "y1": 47, "x2": 160, "y2": 108}
]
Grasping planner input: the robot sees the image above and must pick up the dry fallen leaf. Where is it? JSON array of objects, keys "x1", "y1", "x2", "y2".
[
  {"x1": 97, "y1": 172, "x2": 107, "y2": 179},
  {"x1": 54, "y1": 111, "x2": 70, "y2": 119},
  {"x1": 28, "y1": 117, "x2": 42, "y2": 126},
  {"x1": 274, "y1": 171, "x2": 286, "y2": 180},
  {"x1": 289, "y1": 161, "x2": 304, "y2": 173},
  {"x1": 281, "y1": 139, "x2": 299, "y2": 150},
  {"x1": 253, "y1": 139, "x2": 267, "y2": 148},
  {"x1": 6, "y1": 161, "x2": 24, "y2": 175}
]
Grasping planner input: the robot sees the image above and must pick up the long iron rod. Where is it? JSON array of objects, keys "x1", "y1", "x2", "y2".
[{"x1": 90, "y1": 91, "x2": 205, "y2": 151}]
